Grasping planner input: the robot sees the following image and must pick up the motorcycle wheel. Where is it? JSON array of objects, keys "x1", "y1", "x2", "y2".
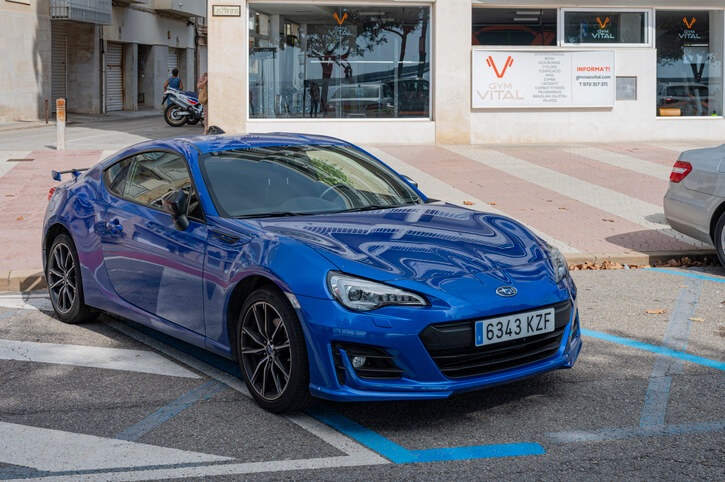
[
  {"x1": 164, "y1": 104, "x2": 188, "y2": 127},
  {"x1": 187, "y1": 116, "x2": 201, "y2": 125}
]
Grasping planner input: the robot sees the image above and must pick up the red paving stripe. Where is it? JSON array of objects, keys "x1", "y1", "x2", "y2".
[
  {"x1": 590, "y1": 142, "x2": 679, "y2": 167},
  {"x1": 378, "y1": 145, "x2": 697, "y2": 254},
  {"x1": 0, "y1": 150, "x2": 103, "y2": 272},
  {"x1": 496, "y1": 146, "x2": 667, "y2": 206}
]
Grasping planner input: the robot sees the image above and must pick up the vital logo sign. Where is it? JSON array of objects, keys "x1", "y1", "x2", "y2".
[
  {"x1": 478, "y1": 56, "x2": 523, "y2": 101},
  {"x1": 592, "y1": 16, "x2": 615, "y2": 40},
  {"x1": 486, "y1": 56, "x2": 514, "y2": 78},
  {"x1": 680, "y1": 17, "x2": 702, "y2": 39},
  {"x1": 333, "y1": 12, "x2": 348, "y2": 25}
]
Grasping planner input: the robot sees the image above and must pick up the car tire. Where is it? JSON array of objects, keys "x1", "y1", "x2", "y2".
[
  {"x1": 715, "y1": 212, "x2": 725, "y2": 266},
  {"x1": 237, "y1": 287, "x2": 313, "y2": 413},
  {"x1": 46, "y1": 234, "x2": 96, "y2": 324},
  {"x1": 164, "y1": 104, "x2": 188, "y2": 127}
]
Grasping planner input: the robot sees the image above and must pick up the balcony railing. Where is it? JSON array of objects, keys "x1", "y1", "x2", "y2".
[{"x1": 50, "y1": 0, "x2": 112, "y2": 25}]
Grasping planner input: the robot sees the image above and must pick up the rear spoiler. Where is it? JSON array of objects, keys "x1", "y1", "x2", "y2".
[{"x1": 51, "y1": 168, "x2": 89, "y2": 181}]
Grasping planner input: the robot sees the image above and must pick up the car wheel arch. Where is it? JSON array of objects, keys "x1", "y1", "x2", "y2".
[
  {"x1": 44, "y1": 223, "x2": 72, "y2": 260},
  {"x1": 710, "y1": 200, "x2": 725, "y2": 244},
  {"x1": 226, "y1": 274, "x2": 288, "y2": 361}
]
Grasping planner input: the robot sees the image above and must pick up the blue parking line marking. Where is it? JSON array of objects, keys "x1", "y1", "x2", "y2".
[
  {"x1": 116, "y1": 380, "x2": 227, "y2": 442},
  {"x1": 644, "y1": 268, "x2": 725, "y2": 283},
  {"x1": 640, "y1": 279, "x2": 702, "y2": 427},
  {"x1": 306, "y1": 406, "x2": 545, "y2": 463},
  {"x1": 581, "y1": 329, "x2": 725, "y2": 371}
]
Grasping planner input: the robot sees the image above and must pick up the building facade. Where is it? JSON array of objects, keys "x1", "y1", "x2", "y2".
[
  {"x1": 0, "y1": 0, "x2": 206, "y2": 122},
  {"x1": 207, "y1": 1, "x2": 725, "y2": 144}
]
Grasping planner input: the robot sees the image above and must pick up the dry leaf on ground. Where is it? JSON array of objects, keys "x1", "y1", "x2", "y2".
[
  {"x1": 602, "y1": 219, "x2": 615, "y2": 222},
  {"x1": 558, "y1": 207, "x2": 567, "y2": 210},
  {"x1": 489, "y1": 202, "x2": 497, "y2": 205},
  {"x1": 463, "y1": 201, "x2": 474, "y2": 206},
  {"x1": 16, "y1": 216, "x2": 23, "y2": 221},
  {"x1": 689, "y1": 317, "x2": 705, "y2": 322},
  {"x1": 645, "y1": 309, "x2": 667, "y2": 314}
]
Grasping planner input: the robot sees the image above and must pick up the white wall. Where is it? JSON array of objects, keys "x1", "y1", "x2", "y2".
[
  {"x1": 104, "y1": 6, "x2": 195, "y2": 49},
  {"x1": 0, "y1": 0, "x2": 51, "y2": 122}
]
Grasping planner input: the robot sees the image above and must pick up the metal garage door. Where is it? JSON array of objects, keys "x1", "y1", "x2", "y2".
[
  {"x1": 51, "y1": 23, "x2": 68, "y2": 112},
  {"x1": 106, "y1": 42, "x2": 123, "y2": 111},
  {"x1": 168, "y1": 48, "x2": 179, "y2": 77}
]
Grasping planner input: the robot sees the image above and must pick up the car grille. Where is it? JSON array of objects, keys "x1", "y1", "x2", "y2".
[{"x1": 419, "y1": 300, "x2": 572, "y2": 379}]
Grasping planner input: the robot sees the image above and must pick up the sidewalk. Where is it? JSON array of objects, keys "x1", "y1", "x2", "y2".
[{"x1": 0, "y1": 138, "x2": 719, "y2": 290}]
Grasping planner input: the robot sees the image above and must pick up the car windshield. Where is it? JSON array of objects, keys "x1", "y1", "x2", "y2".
[{"x1": 198, "y1": 144, "x2": 422, "y2": 218}]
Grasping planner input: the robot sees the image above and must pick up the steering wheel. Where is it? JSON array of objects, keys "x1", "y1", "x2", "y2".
[{"x1": 320, "y1": 183, "x2": 348, "y2": 202}]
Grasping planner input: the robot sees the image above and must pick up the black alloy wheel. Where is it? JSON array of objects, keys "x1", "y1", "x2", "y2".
[
  {"x1": 238, "y1": 288, "x2": 312, "y2": 412},
  {"x1": 46, "y1": 234, "x2": 95, "y2": 323}
]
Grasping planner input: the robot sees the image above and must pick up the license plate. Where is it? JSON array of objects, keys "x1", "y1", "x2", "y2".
[{"x1": 475, "y1": 307, "x2": 555, "y2": 347}]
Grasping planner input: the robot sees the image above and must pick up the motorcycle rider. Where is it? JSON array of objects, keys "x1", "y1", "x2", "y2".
[{"x1": 164, "y1": 69, "x2": 183, "y2": 106}]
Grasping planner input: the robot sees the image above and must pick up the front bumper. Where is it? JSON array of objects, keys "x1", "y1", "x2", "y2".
[{"x1": 295, "y1": 285, "x2": 581, "y2": 402}]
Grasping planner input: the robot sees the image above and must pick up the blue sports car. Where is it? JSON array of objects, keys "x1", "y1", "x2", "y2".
[{"x1": 43, "y1": 133, "x2": 581, "y2": 412}]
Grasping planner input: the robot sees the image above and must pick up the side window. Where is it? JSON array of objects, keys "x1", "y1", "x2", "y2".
[
  {"x1": 105, "y1": 151, "x2": 204, "y2": 221},
  {"x1": 103, "y1": 156, "x2": 133, "y2": 198}
]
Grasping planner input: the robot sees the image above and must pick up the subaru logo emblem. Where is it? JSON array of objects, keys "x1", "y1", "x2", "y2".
[{"x1": 496, "y1": 286, "x2": 517, "y2": 297}]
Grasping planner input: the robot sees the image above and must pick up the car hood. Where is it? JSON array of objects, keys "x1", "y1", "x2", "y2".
[{"x1": 247, "y1": 203, "x2": 549, "y2": 281}]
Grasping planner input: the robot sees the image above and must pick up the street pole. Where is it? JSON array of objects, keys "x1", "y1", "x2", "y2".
[{"x1": 56, "y1": 98, "x2": 66, "y2": 150}]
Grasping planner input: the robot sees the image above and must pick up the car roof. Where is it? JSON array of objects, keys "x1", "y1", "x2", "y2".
[{"x1": 179, "y1": 132, "x2": 352, "y2": 154}]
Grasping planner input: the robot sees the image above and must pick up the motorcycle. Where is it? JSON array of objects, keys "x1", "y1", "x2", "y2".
[{"x1": 162, "y1": 87, "x2": 204, "y2": 127}]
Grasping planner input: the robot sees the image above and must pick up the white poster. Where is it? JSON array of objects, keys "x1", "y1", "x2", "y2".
[{"x1": 472, "y1": 50, "x2": 615, "y2": 108}]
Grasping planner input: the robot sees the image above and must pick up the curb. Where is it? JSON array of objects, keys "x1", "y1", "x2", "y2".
[
  {"x1": 1, "y1": 270, "x2": 46, "y2": 292},
  {"x1": 0, "y1": 250, "x2": 718, "y2": 293},
  {"x1": 564, "y1": 250, "x2": 717, "y2": 266}
]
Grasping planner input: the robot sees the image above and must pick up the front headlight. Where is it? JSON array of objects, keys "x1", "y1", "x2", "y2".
[
  {"x1": 327, "y1": 272, "x2": 428, "y2": 311},
  {"x1": 548, "y1": 245, "x2": 569, "y2": 283}
]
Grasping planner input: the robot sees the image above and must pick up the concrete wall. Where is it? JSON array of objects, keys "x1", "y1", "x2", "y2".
[
  {"x1": 66, "y1": 23, "x2": 101, "y2": 114},
  {"x1": 104, "y1": 5, "x2": 195, "y2": 49},
  {"x1": 123, "y1": 43, "x2": 138, "y2": 111},
  {"x1": 0, "y1": 0, "x2": 51, "y2": 122}
]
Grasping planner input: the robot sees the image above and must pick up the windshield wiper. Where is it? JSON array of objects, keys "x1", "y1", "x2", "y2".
[
  {"x1": 335, "y1": 203, "x2": 411, "y2": 213},
  {"x1": 234, "y1": 211, "x2": 307, "y2": 219}
]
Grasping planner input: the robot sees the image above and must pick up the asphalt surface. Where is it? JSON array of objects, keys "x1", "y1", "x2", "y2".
[
  {"x1": 0, "y1": 267, "x2": 724, "y2": 480},
  {"x1": 0, "y1": 112, "x2": 202, "y2": 151}
]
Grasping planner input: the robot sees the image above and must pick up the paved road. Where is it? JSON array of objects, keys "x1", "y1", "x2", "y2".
[{"x1": 1, "y1": 268, "x2": 723, "y2": 480}]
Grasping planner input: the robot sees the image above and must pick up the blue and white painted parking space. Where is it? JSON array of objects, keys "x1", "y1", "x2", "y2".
[{"x1": 0, "y1": 267, "x2": 723, "y2": 480}]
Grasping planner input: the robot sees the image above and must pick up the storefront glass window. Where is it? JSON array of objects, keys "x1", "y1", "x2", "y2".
[
  {"x1": 656, "y1": 11, "x2": 723, "y2": 117},
  {"x1": 248, "y1": 4, "x2": 431, "y2": 119},
  {"x1": 472, "y1": 8, "x2": 557, "y2": 46},
  {"x1": 564, "y1": 11, "x2": 647, "y2": 44}
]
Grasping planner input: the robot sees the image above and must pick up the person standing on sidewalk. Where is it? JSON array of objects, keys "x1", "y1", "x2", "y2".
[{"x1": 197, "y1": 72, "x2": 209, "y2": 134}]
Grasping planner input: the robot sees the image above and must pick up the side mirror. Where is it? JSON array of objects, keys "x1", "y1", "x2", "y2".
[
  {"x1": 402, "y1": 174, "x2": 419, "y2": 188},
  {"x1": 162, "y1": 189, "x2": 190, "y2": 231}
]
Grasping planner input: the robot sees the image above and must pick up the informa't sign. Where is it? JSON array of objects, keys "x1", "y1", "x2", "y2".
[{"x1": 472, "y1": 50, "x2": 615, "y2": 108}]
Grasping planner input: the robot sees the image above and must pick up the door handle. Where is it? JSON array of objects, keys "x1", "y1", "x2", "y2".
[{"x1": 105, "y1": 219, "x2": 123, "y2": 233}]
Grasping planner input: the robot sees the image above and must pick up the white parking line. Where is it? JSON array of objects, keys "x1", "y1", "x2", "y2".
[
  {"x1": 363, "y1": 146, "x2": 579, "y2": 254},
  {"x1": 0, "y1": 292, "x2": 53, "y2": 311},
  {"x1": 0, "y1": 421, "x2": 231, "y2": 472},
  {"x1": 0, "y1": 339, "x2": 201, "y2": 378}
]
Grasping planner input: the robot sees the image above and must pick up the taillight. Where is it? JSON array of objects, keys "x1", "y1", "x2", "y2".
[
  {"x1": 48, "y1": 187, "x2": 56, "y2": 201},
  {"x1": 670, "y1": 160, "x2": 692, "y2": 183}
]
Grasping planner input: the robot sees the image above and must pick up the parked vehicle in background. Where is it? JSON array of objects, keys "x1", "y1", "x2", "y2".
[
  {"x1": 326, "y1": 83, "x2": 394, "y2": 118},
  {"x1": 162, "y1": 87, "x2": 204, "y2": 127},
  {"x1": 664, "y1": 144, "x2": 725, "y2": 265},
  {"x1": 657, "y1": 82, "x2": 713, "y2": 117}
]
